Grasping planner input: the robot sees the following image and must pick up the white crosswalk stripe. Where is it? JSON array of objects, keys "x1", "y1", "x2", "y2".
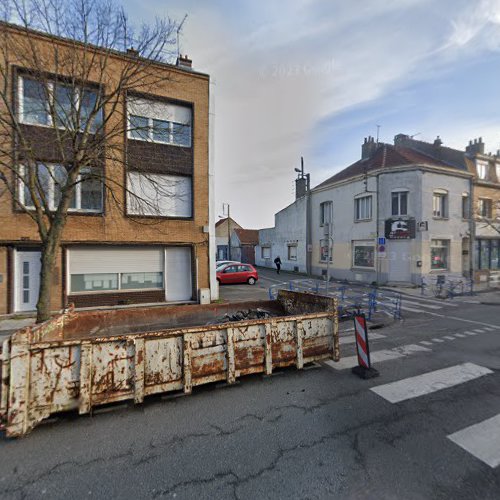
[
  {"x1": 464, "y1": 331, "x2": 478, "y2": 336},
  {"x1": 339, "y1": 332, "x2": 385, "y2": 345},
  {"x1": 454, "y1": 333, "x2": 467, "y2": 338},
  {"x1": 403, "y1": 300, "x2": 443, "y2": 310},
  {"x1": 448, "y1": 414, "x2": 500, "y2": 468},
  {"x1": 420, "y1": 341, "x2": 433, "y2": 346},
  {"x1": 325, "y1": 344, "x2": 430, "y2": 371},
  {"x1": 432, "y1": 338, "x2": 444, "y2": 343},
  {"x1": 370, "y1": 363, "x2": 493, "y2": 404},
  {"x1": 443, "y1": 336, "x2": 456, "y2": 341}
]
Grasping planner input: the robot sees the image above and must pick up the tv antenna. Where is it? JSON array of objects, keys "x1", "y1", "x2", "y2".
[
  {"x1": 177, "y1": 14, "x2": 188, "y2": 58},
  {"x1": 376, "y1": 124, "x2": 380, "y2": 143}
]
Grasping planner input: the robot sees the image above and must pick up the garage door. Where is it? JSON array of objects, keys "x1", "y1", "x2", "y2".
[{"x1": 166, "y1": 247, "x2": 192, "y2": 301}]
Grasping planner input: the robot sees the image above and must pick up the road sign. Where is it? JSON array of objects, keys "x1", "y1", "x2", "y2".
[{"x1": 378, "y1": 237, "x2": 386, "y2": 245}]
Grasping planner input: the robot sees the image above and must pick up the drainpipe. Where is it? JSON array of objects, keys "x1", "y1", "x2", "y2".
[
  {"x1": 469, "y1": 176, "x2": 475, "y2": 287},
  {"x1": 376, "y1": 174, "x2": 380, "y2": 284},
  {"x1": 306, "y1": 173, "x2": 312, "y2": 276}
]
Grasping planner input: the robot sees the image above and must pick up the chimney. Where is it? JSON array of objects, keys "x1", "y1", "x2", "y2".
[
  {"x1": 295, "y1": 177, "x2": 307, "y2": 199},
  {"x1": 361, "y1": 136, "x2": 377, "y2": 159},
  {"x1": 465, "y1": 137, "x2": 485, "y2": 156},
  {"x1": 176, "y1": 54, "x2": 192, "y2": 69},
  {"x1": 127, "y1": 47, "x2": 139, "y2": 57},
  {"x1": 433, "y1": 135, "x2": 443, "y2": 147},
  {"x1": 394, "y1": 133, "x2": 411, "y2": 147}
]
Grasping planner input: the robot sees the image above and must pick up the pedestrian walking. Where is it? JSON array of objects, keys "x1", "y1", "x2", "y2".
[{"x1": 274, "y1": 256, "x2": 282, "y2": 274}]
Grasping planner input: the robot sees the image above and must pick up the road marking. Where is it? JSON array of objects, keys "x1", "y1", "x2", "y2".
[
  {"x1": 404, "y1": 300, "x2": 443, "y2": 310},
  {"x1": 401, "y1": 306, "x2": 426, "y2": 313},
  {"x1": 473, "y1": 329, "x2": 485, "y2": 333},
  {"x1": 326, "y1": 344, "x2": 430, "y2": 370},
  {"x1": 443, "y1": 336, "x2": 456, "y2": 341},
  {"x1": 339, "y1": 332, "x2": 385, "y2": 345},
  {"x1": 464, "y1": 331, "x2": 478, "y2": 336},
  {"x1": 432, "y1": 338, "x2": 444, "y2": 343},
  {"x1": 397, "y1": 294, "x2": 459, "y2": 307},
  {"x1": 370, "y1": 363, "x2": 493, "y2": 403},
  {"x1": 454, "y1": 333, "x2": 467, "y2": 338},
  {"x1": 420, "y1": 341, "x2": 433, "y2": 346},
  {"x1": 484, "y1": 327, "x2": 495, "y2": 331},
  {"x1": 425, "y1": 311, "x2": 500, "y2": 329},
  {"x1": 448, "y1": 414, "x2": 500, "y2": 468}
]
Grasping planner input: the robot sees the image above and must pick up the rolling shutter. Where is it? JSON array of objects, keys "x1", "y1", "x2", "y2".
[{"x1": 69, "y1": 247, "x2": 163, "y2": 274}]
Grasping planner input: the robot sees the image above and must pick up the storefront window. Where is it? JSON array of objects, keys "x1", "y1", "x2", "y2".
[
  {"x1": 430, "y1": 239, "x2": 449, "y2": 270},
  {"x1": 477, "y1": 239, "x2": 500, "y2": 270},
  {"x1": 353, "y1": 241, "x2": 375, "y2": 268}
]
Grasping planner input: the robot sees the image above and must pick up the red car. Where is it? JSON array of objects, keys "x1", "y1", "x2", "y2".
[{"x1": 217, "y1": 263, "x2": 259, "y2": 285}]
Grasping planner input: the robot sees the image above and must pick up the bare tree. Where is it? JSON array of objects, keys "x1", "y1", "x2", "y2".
[
  {"x1": 475, "y1": 199, "x2": 500, "y2": 235},
  {"x1": 0, "y1": 0, "x2": 189, "y2": 322}
]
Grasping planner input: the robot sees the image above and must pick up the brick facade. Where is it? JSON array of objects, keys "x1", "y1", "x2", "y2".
[{"x1": 0, "y1": 23, "x2": 211, "y2": 314}]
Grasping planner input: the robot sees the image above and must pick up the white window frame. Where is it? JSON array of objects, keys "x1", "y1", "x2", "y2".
[
  {"x1": 18, "y1": 76, "x2": 102, "y2": 132},
  {"x1": 391, "y1": 190, "x2": 408, "y2": 216},
  {"x1": 261, "y1": 247, "x2": 271, "y2": 259},
  {"x1": 352, "y1": 240, "x2": 375, "y2": 269},
  {"x1": 432, "y1": 190, "x2": 448, "y2": 218},
  {"x1": 126, "y1": 172, "x2": 193, "y2": 218},
  {"x1": 354, "y1": 195, "x2": 372, "y2": 221},
  {"x1": 430, "y1": 239, "x2": 449, "y2": 271},
  {"x1": 18, "y1": 163, "x2": 103, "y2": 213},
  {"x1": 127, "y1": 98, "x2": 192, "y2": 148},
  {"x1": 478, "y1": 198, "x2": 493, "y2": 219},
  {"x1": 462, "y1": 193, "x2": 470, "y2": 219},
  {"x1": 287, "y1": 244, "x2": 297, "y2": 261},
  {"x1": 319, "y1": 201, "x2": 333, "y2": 226},
  {"x1": 476, "y1": 161, "x2": 488, "y2": 180}
]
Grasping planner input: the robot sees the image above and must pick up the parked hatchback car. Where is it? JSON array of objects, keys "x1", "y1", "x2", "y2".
[{"x1": 216, "y1": 263, "x2": 259, "y2": 285}]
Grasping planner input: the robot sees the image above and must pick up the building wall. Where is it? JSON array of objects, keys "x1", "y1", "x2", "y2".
[
  {"x1": 255, "y1": 197, "x2": 307, "y2": 272},
  {"x1": 311, "y1": 177, "x2": 377, "y2": 281},
  {"x1": 310, "y1": 168, "x2": 471, "y2": 284},
  {"x1": 0, "y1": 25, "x2": 211, "y2": 313}
]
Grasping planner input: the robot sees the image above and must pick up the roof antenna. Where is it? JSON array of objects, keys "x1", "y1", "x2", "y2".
[
  {"x1": 176, "y1": 14, "x2": 188, "y2": 58},
  {"x1": 376, "y1": 124, "x2": 380, "y2": 144}
]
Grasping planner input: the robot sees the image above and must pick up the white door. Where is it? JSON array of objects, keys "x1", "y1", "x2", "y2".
[
  {"x1": 166, "y1": 247, "x2": 192, "y2": 301},
  {"x1": 388, "y1": 242, "x2": 412, "y2": 282},
  {"x1": 16, "y1": 250, "x2": 41, "y2": 312}
]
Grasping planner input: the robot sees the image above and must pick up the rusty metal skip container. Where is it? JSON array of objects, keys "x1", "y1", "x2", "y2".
[{"x1": 0, "y1": 290, "x2": 339, "y2": 437}]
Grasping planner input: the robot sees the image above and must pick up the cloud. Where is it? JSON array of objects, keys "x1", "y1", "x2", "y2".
[{"x1": 125, "y1": 0, "x2": 500, "y2": 228}]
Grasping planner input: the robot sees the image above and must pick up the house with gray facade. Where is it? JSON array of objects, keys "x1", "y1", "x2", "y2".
[{"x1": 257, "y1": 134, "x2": 478, "y2": 285}]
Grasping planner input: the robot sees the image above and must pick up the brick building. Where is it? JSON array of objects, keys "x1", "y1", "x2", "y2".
[{"x1": 0, "y1": 22, "x2": 214, "y2": 314}]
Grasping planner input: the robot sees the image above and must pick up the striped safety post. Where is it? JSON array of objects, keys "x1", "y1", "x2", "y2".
[{"x1": 352, "y1": 314, "x2": 379, "y2": 379}]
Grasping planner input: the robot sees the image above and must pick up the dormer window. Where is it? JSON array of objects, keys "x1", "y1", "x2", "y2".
[{"x1": 476, "y1": 161, "x2": 488, "y2": 180}]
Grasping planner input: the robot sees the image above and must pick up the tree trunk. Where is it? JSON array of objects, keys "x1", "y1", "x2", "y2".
[{"x1": 36, "y1": 240, "x2": 59, "y2": 323}]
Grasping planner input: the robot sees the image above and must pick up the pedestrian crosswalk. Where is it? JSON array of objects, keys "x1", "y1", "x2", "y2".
[
  {"x1": 368, "y1": 362, "x2": 499, "y2": 468},
  {"x1": 448, "y1": 414, "x2": 500, "y2": 468},
  {"x1": 370, "y1": 363, "x2": 493, "y2": 403},
  {"x1": 326, "y1": 325, "x2": 500, "y2": 468}
]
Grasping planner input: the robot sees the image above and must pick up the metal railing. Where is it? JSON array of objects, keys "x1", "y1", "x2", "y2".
[{"x1": 269, "y1": 279, "x2": 402, "y2": 320}]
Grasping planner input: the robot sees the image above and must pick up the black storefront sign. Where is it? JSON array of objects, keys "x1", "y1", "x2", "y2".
[{"x1": 385, "y1": 218, "x2": 416, "y2": 240}]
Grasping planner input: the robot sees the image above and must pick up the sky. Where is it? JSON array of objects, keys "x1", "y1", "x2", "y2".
[{"x1": 125, "y1": 0, "x2": 500, "y2": 229}]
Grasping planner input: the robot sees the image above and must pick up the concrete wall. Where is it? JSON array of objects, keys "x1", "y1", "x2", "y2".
[
  {"x1": 311, "y1": 176, "x2": 377, "y2": 281},
  {"x1": 255, "y1": 197, "x2": 307, "y2": 272}
]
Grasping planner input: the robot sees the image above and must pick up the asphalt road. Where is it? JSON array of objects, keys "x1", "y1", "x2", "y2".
[{"x1": 1, "y1": 275, "x2": 500, "y2": 499}]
